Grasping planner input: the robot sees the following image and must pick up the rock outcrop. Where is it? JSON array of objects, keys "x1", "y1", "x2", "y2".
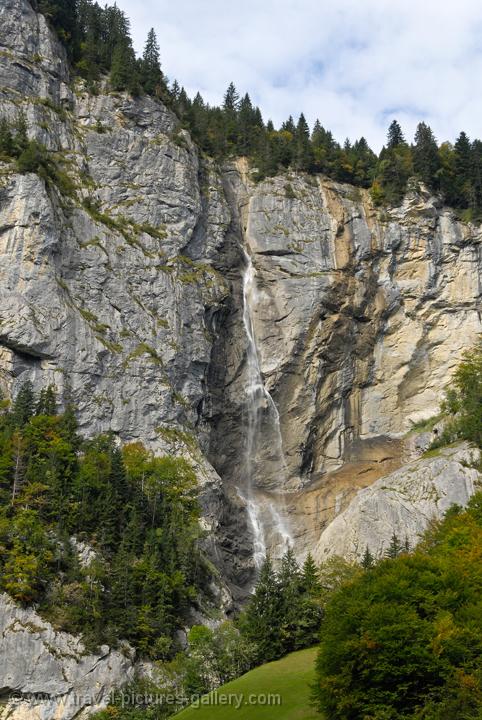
[
  {"x1": 314, "y1": 443, "x2": 480, "y2": 562},
  {"x1": 0, "y1": 593, "x2": 135, "y2": 719}
]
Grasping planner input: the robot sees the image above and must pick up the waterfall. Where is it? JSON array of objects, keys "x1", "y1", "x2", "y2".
[{"x1": 241, "y1": 247, "x2": 293, "y2": 568}]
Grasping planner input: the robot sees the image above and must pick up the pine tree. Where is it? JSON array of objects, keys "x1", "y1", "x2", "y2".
[
  {"x1": 12, "y1": 382, "x2": 35, "y2": 428},
  {"x1": 294, "y1": 113, "x2": 312, "y2": 171},
  {"x1": 278, "y1": 547, "x2": 301, "y2": 625},
  {"x1": 238, "y1": 93, "x2": 259, "y2": 156},
  {"x1": 14, "y1": 112, "x2": 29, "y2": 155},
  {"x1": 35, "y1": 385, "x2": 57, "y2": 416},
  {"x1": 471, "y1": 139, "x2": 482, "y2": 217},
  {"x1": 301, "y1": 552, "x2": 321, "y2": 593},
  {"x1": 110, "y1": 41, "x2": 139, "y2": 95},
  {"x1": 387, "y1": 119, "x2": 405, "y2": 149},
  {"x1": 361, "y1": 545, "x2": 374, "y2": 569},
  {"x1": 282, "y1": 116, "x2": 296, "y2": 135},
  {"x1": 413, "y1": 122, "x2": 440, "y2": 190},
  {"x1": 223, "y1": 82, "x2": 240, "y2": 112},
  {"x1": 170, "y1": 80, "x2": 181, "y2": 101},
  {"x1": 386, "y1": 533, "x2": 402, "y2": 559},
  {"x1": 0, "y1": 119, "x2": 14, "y2": 158},
  {"x1": 453, "y1": 131, "x2": 473, "y2": 209},
  {"x1": 240, "y1": 556, "x2": 283, "y2": 663},
  {"x1": 141, "y1": 28, "x2": 163, "y2": 97}
]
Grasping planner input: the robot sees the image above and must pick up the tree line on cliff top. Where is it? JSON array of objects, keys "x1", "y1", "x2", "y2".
[{"x1": 27, "y1": 0, "x2": 482, "y2": 221}]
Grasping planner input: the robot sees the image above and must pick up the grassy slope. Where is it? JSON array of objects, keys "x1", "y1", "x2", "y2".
[{"x1": 176, "y1": 647, "x2": 319, "y2": 720}]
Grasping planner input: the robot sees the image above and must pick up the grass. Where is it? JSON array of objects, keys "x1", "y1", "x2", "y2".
[{"x1": 176, "y1": 647, "x2": 319, "y2": 720}]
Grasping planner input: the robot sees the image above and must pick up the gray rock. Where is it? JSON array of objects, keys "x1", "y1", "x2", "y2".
[
  {"x1": 0, "y1": 593, "x2": 135, "y2": 719},
  {"x1": 314, "y1": 443, "x2": 481, "y2": 562}
]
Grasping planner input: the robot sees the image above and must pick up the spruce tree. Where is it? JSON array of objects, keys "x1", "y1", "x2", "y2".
[
  {"x1": 362, "y1": 545, "x2": 374, "y2": 569},
  {"x1": 282, "y1": 116, "x2": 296, "y2": 135},
  {"x1": 223, "y1": 82, "x2": 240, "y2": 112},
  {"x1": 453, "y1": 131, "x2": 473, "y2": 209},
  {"x1": 12, "y1": 382, "x2": 35, "y2": 428},
  {"x1": 386, "y1": 533, "x2": 402, "y2": 559},
  {"x1": 141, "y1": 28, "x2": 163, "y2": 96},
  {"x1": 387, "y1": 119, "x2": 405, "y2": 149},
  {"x1": 240, "y1": 556, "x2": 283, "y2": 663},
  {"x1": 35, "y1": 385, "x2": 57, "y2": 416},
  {"x1": 0, "y1": 119, "x2": 14, "y2": 158},
  {"x1": 294, "y1": 113, "x2": 312, "y2": 171},
  {"x1": 301, "y1": 552, "x2": 321, "y2": 593},
  {"x1": 278, "y1": 546, "x2": 302, "y2": 652},
  {"x1": 413, "y1": 122, "x2": 440, "y2": 190}
]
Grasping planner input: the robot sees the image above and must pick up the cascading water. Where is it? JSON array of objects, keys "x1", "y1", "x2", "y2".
[{"x1": 240, "y1": 247, "x2": 293, "y2": 568}]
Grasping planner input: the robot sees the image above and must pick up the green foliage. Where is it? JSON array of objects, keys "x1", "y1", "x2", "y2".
[
  {"x1": 32, "y1": 0, "x2": 482, "y2": 214},
  {"x1": 239, "y1": 549, "x2": 323, "y2": 665},
  {"x1": 0, "y1": 383, "x2": 209, "y2": 658},
  {"x1": 312, "y1": 496, "x2": 482, "y2": 719},
  {"x1": 34, "y1": 0, "x2": 77, "y2": 55},
  {"x1": 110, "y1": 41, "x2": 140, "y2": 95},
  {"x1": 436, "y1": 340, "x2": 482, "y2": 448},
  {"x1": 140, "y1": 28, "x2": 165, "y2": 97},
  {"x1": 372, "y1": 125, "x2": 413, "y2": 206},
  {"x1": 413, "y1": 122, "x2": 441, "y2": 190},
  {"x1": 312, "y1": 347, "x2": 482, "y2": 719}
]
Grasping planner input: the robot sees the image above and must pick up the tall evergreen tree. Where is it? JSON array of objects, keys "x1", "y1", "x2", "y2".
[
  {"x1": 413, "y1": 122, "x2": 440, "y2": 190},
  {"x1": 387, "y1": 119, "x2": 405, "y2": 149},
  {"x1": 223, "y1": 82, "x2": 240, "y2": 112},
  {"x1": 301, "y1": 552, "x2": 321, "y2": 593},
  {"x1": 362, "y1": 545, "x2": 374, "y2": 569},
  {"x1": 140, "y1": 28, "x2": 163, "y2": 96},
  {"x1": 110, "y1": 41, "x2": 139, "y2": 95},
  {"x1": 294, "y1": 113, "x2": 312, "y2": 171},
  {"x1": 240, "y1": 556, "x2": 283, "y2": 663},
  {"x1": 12, "y1": 382, "x2": 35, "y2": 428},
  {"x1": 386, "y1": 533, "x2": 402, "y2": 559},
  {"x1": 36, "y1": 385, "x2": 57, "y2": 416},
  {"x1": 453, "y1": 131, "x2": 473, "y2": 208}
]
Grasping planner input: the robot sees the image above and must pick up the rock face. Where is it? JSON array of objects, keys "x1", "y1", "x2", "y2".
[
  {"x1": 206, "y1": 168, "x2": 481, "y2": 564},
  {"x1": 0, "y1": 593, "x2": 135, "y2": 719},
  {"x1": 0, "y1": 0, "x2": 241, "y2": 585},
  {"x1": 0, "y1": 1, "x2": 481, "y2": 699},
  {"x1": 314, "y1": 443, "x2": 481, "y2": 562}
]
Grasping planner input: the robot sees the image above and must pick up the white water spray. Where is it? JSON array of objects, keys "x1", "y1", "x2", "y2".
[{"x1": 241, "y1": 248, "x2": 293, "y2": 567}]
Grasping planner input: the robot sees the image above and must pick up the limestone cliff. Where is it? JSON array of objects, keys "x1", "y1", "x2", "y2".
[
  {"x1": 0, "y1": 593, "x2": 134, "y2": 719},
  {"x1": 0, "y1": 1, "x2": 482, "y2": 716},
  {"x1": 208, "y1": 167, "x2": 481, "y2": 560}
]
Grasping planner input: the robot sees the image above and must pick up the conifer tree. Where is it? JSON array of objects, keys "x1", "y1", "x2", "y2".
[
  {"x1": 387, "y1": 119, "x2": 405, "y2": 149},
  {"x1": 294, "y1": 113, "x2": 312, "y2": 171},
  {"x1": 386, "y1": 533, "x2": 402, "y2": 559},
  {"x1": 110, "y1": 41, "x2": 140, "y2": 95},
  {"x1": 12, "y1": 382, "x2": 35, "y2": 428},
  {"x1": 223, "y1": 82, "x2": 240, "y2": 112},
  {"x1": 282, "y1": 116, "x2": 296, "y2": 135},
  {"x1": 240, "y1": 556, "x2": 283, "y2": 663},
  {"x1": 301, "y1": 552, "x2": 321, "y2": 593},
  {"x1": 362, "y1": 545, "x2": 374, "y2": 569},
  {"x1": 453, "y1": 131, "x2": 473, "y2": 208},
  {"x1": 413, "y1": 122, "x2": 440, "y2": 190},
  {"x1": 141, "y1": 28, "x2": 163, "y2": 96},
  {"x1": 36, "y1": 385, "x2": 57, "y2": 416},
  {"x1": 278, "y1": 546, "x2": 302, "y2": 650},
  {"x1": 0, "y1": 119, "x2": 14, "y2": 157}
]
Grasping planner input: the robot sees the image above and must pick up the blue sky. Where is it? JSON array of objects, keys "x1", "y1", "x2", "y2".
[{"x1": 117, "y1": 0, "x2": 482, "y2": 151}]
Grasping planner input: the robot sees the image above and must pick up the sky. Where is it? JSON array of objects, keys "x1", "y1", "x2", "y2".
[{"x1": 117, "y1": 0, "x2": 482, "y2": 151}]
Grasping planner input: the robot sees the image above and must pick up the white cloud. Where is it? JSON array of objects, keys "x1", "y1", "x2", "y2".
[{"x1": 118, "y1": 0, "x2": 482, "y2": 150}]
